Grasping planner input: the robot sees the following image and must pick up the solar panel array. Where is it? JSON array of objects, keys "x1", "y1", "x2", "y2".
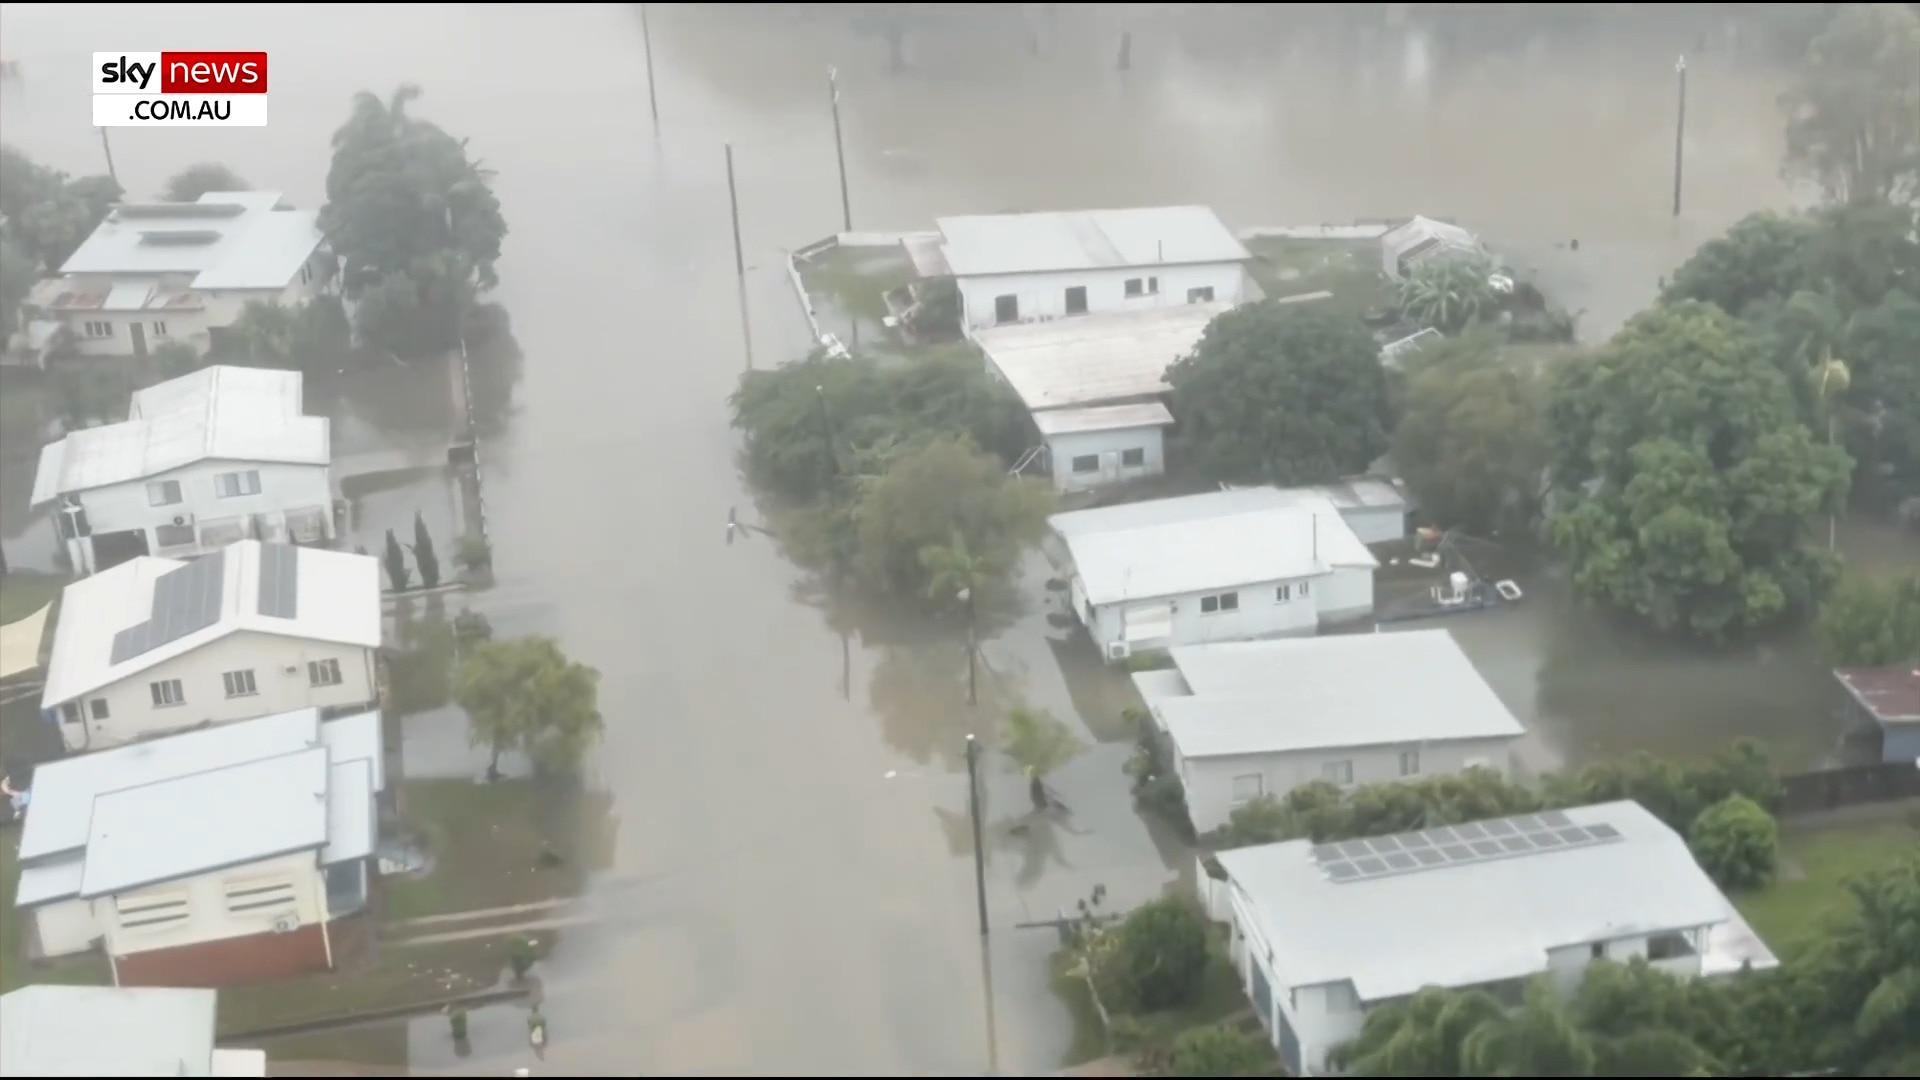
[
  {"x1": 1310, "y1": 810, "x2": 1625, "y2": 885},
  {"x1": 108, "y1": 551, "x2": 228, "y2": 664},
  {"x1": 256, "y1": 543, "x2": 301, "y2": 619}
]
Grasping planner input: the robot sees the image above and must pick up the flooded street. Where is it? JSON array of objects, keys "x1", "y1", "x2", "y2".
[{"x1": 1, "y1": 4, "x2": 1913, "y2": 1074}]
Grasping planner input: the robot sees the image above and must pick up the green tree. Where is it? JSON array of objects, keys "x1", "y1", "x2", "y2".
[
  {"x1": 1391, "y1": 331, "x2": 1546, "y2": 535},
  {"x1": 1545, "y1": 301, "x2": 1852, "y2": 640},
  {"x1": 1397, "y1": 256, "x2": 1499, "y2": 333},
  {"x1": 1779, "y1": 2, "x2": 1920, "y2": 205},
  {"x1": 152, "y1": 340, "x2": 203, "y2": 378},
  {"x1": 1570, "y1": 960, "x2": 1722, "y2": 1076},
  {"x1": 454, "y1": 636, "x2": 603, "y2": 779},
  {"x1": 1661, "y1": 211, "x2": 1820, "y2": 316},
  {"x1": 1002, "y1": 706, "x2": 1083, "y2": 810},
  {"x1": 1168, "y1": 302, "x2": 1391, "y2": 485},
  {"x1": 1819, "y1": 572, "x2": 1920, "y2": 665},
  {"x1": 851, "y1": 435, "x2": 1051, "y2": 598},
  {"x1": 0, "y1": 146, "x2": 121, "y2": 270},
  {"x1": 381, "y1": 528, "x2": 410, "y2": 592},
  {"x1": 1688, "y1": 795, "x2": 1780, "y2": 891},
  {"x1": 1330, "y1": 985, "x2": 1507, "y2": 1076},
  {"x1": 1461, "y1": 980, "x2": 1598, "y2": 1076},
  {"x1": 219, "y1": 298, "x2": 350, "y2": 371},
  {"x1": 1790, "y1": 850, "x2": 1920, "y2": 1073},
  {"x1": 161, "y1": 162, "x2": 248, "y2": 202},
  {"x1": 0, "y1": 237, "x2": 33, "y2": 346},
  {"x1": 1104, "y1": 897, "x2": 1211, "y2": 1014},
  {"x1": 1167, "y1": 1023, "x2": 1271, "y2": 1077},
  {"x1": 1843, "y1": 288, "x2": 1920, "y2": 498},
  {"x1": 411, "y1": 512, "x2": 440, "y2": 589}
]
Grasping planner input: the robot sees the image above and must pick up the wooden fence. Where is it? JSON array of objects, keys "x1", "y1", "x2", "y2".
[{"x1": 1776, "y1": 762, "x2": 1920, "y2": 818}]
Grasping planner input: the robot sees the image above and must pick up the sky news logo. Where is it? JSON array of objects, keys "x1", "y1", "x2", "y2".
[{"x1": 92, "y1": 51, "x2": 269, "y2": 128}]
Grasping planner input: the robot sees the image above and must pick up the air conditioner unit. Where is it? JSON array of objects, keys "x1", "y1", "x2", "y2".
[
  {"x1": 171, "y1": 514, "x2": 190, "y2": 527},
  {"x1": 271, "y1": 914, "x2": 300, "y2": 934},
  {"x1": 1106, "y1": 640, "x2": 1131, "y2": 662},
  {"x1": 283, "y1": 664, "x2": 299, "y2": 674}
]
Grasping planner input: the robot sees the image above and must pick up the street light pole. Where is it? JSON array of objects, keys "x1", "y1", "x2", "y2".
[
  {"x1": 725, "y1": 143, "x2": 753, "y2": 370},
  {"x1": 1672, "y1": 55, "x2": 1688, "y2": 219},
  {"x1": 965, "y1": 733, "x2": 989, "y2": 937},
  {"x1": 827, "y1": 66, "x2": 853, "y2": 232},
  {"x1": 963, "y1": 588, "x2": 978, "y2": 707},
  {"x1": 640, "y1": 3, "x2": 661, "y2": 133},
  {"x1": 98, "y1": 127, "x2": 119, "y2": 188}
]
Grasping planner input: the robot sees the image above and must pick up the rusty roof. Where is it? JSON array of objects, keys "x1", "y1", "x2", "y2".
[{"x1": 1836, "y1": 666, "x2": 1920, "y2": 723}]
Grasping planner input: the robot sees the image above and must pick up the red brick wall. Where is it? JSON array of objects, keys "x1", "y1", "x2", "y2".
[{"x1": 115, "y1": 923, "x2": 329, "y2": 987}]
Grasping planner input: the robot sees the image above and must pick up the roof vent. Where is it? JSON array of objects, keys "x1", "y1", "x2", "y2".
[{"x1": 137, "y1": 230, "x2": 222, "y2": 247}]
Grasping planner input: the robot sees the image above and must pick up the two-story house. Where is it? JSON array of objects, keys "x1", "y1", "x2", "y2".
[
  {"x1": 1133, "y1": 630, "x2": 1526, "y2": 833},
  {"x1": 1210, "y1": 800, "x2": 1779, "y2": 1076},
  {"x1": 39, "y1": 540, "x2": 381, "y2": 752},
  {"x1": 12, "y1": 707, "x2": 384, "y2": 988},
  {"x1": 30, "y1": 365, "x2": 333, "y2": 574},
  {"x1": 1050, "y1": 488, "x2": 1379, "y2": 662},
  {"x1": 27, "y1": 191, "x2": 330, "y2": 359},
  {"x1": 909, "y1": 205, "x2": 1251, "y2": 337}
]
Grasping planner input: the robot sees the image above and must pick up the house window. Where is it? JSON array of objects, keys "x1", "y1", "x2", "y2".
[
  {"x1": 994, "y1": 294, "x2": 1019, "y2": 324},
  {"x1": 1125, "y1": 277, "x2": 1145, "y2": 297},
  {"x1": 1299, "y1": 580, "x2": 1311, "y2": 597},
  {"x1": 1399, "y1": 749, "x2": 1420, "y2": 776},
  {"x1": 146, "y1": 480, "x2": 183, "y2": 507},
  {"x1": 300, "y1": 263, "x2": 312, "y2": 285},
  {"x1": 1230, "y1": 774, "x2": 1264, "y2": 804},
  {"x1": 59, "y1": 701, "x2": 82, "y2": 724},
  {"x1": 222, "y1": 669, "x2": 258, "y2": 698},
  {"x1": 1322, "y1": 759, "x2": 1354, "y2": 785},
  {"x1": 1070, "y1": 454, "x2": 1100, "y2": 474},
  {"x1": 1064, "y1": 286, "x2": 1088, "y2": 315},
  {"x1": 83, "y1": 320, "x2": 113, "y2": 338},
  {"x1": 151, "y1": 321, "x2": 169, "y2": 337},
  {"x1": 89, "y1": 698, "x2": 110, "y2": 720},
  {"x1": 149, "y1": 678, "x2": 185, "y2": 707},
  {"x1": 224, "y1": 876, "x2": 298, "y2": 915},
  {"x1": 115, "y1": 891, "x2": 189, "y2": 930},
  {"x1": 1590, "y1": 942, "x2": 1606, "y2": 960},
  {"x1": 215, "y1": 469, "x2": 262, "y2": 498},
  {"x1": 1276, "y1": 584, "x2": 1292, "y2": 602},
  {"x1": 309, "y1": 658, "x2": 344, "y2": 687},
  {"x1": 1120, "y1": 447, "x2": 1145, "y2": 467},
  {"x1": 1198, "y1": 592, "x2": 1239, "y2": 614},
  {"x1": 1187, "y1": 286, "x2": 1216, "y2": 303},
  {"x1": 154, "y1": 522, "x2": 194, "y2": 548}
]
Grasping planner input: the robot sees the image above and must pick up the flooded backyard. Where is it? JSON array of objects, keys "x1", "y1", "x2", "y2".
[{"x1": 0, "y1": 3, "x2": 1914, "y2": 1075}]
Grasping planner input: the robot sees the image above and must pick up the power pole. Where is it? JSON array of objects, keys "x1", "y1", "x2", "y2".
[
  {"x1": 98, "y1": 127, "x2": 119, "y2": 187},
  {"x1": 640, "y1": 4, "x2": 661, "y2": 133},
  {"x1": 725, "y1": 144, "x2": 752, "y2": 370},
  {"x1": 1672, "y1": 55, "x2": 1687, "y2": 218},
  {"x1": 828, "y1": 67, "x2": 852, "y2": 232},
  {"x1": 965, "y1": 734, "x2": 990, "y2": 937}
]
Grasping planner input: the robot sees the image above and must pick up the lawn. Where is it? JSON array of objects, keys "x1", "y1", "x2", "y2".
[
  {"x1": 1735, "y1": 812, "x2": 1920, "y2": 959},
  {"x1": 0, "y1": 572, "x2": 69, "y2": 624},
  {"x1": 1242, "y1": 236, "x2": 1392, "y2": 318}
]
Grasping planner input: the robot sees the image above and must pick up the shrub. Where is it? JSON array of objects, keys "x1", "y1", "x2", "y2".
[
  {"x1": 1168, "y1": 1023, "x2": 1272, "y2": 1077},
  {"x1": 1688, "y1": 795, "x2": 1779, "y2": 891},
  {"x1": 1102, "y1": 897, "x2": 1211, "y2": 1014}
]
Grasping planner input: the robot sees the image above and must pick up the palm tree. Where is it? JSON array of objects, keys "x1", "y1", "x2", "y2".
[
  {"x1": 1002, "y1": 706, "x2": 1083, "y2": 810},
  {"x1": 1329, "y1": 986, "x2": 1505, "y2": 1076},
  {"x1": 1398, "y1": 258, "x2": 1498, "y2": 333},
  {"x1": 1461, "y1": 980, "x2": 1597, "y2": 1076},
  {"x1": 921, "y1": 530, "x2": 996, "y2": 705}
]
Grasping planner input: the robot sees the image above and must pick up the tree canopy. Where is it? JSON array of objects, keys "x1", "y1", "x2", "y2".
[
  {"x1": 454, "y1": 636, "x2": 603, "y2": 777},
  {"x1": 1779, "y1": 2, "x2": 1920, "y2": 206},
  {"x1": 1819, "y1": 572, "x2": 1920, "y2": 666},
  {"x1": 161, "y1": 162, "x2": 248, "y2": 202},
  {"x1": 1168, "y1": 302, "x2": 1391, "y2": 486},
  {"x1": 1391, "y1": 331, "x2": 1547, "y2": 535},
  {"x1": 0, "y1": 146, "x2": 121, "y2": 272},
  {"x1": 1544, "y1": 301, "x2": 1851, "y2": 640},
  {"x1": 851, "y1": 434, "x2": 1051, "y2": 597}
]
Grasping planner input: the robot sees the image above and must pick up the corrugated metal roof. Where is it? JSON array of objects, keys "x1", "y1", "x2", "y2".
[
  {"x1": 1032, "y1": 402, "x2": 1175, "y2": 437},
  {"x1": 58, "y1": 192, "x2": 320, "y2": 290},
  {"x1": 1051, "y1": 491, "x2": 1377, "y2": 606},
  {"x1": 1214, "y1": 799, "x2": 1763, "y2": 1003},
  {"x1": 977, "y1": 303, "x2": 1227, "y2": 410},
  {"x1": 936, "y1": 206, "x2": 1249, "y2": 277},
  {"x1": 41, "y1": 542, "x2": 382, "y2": 705},
  {"x1": 0, "y1": 985, "x2": 218, "y2": 1076},
  {"x1": 1149, "y1": 630, "x2": 1525, "y2": 758},
  {"x1": 321, "y1": 758, "x2": 376, "y2": 865},
  {"x1": 30, "y1": 365, "x2": 329, "y2": 505},
  {"x1": 1835, "y1": 666, "x2": 1920, "y2": 722}
]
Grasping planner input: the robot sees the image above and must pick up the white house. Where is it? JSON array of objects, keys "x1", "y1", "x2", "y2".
[
  {"x1": 1223, "y1": 478, "x2": 1413, "y2": 545},
  {"x1": 1132, "y1": 630, "x2": 1526, "y2": 833},
  {"x1": 906, "y1": 206, "x2": 1250, "y2": 336},
  {"x1": 0, "y1": 984, "x2": 266, "y2": 1076},
  {"x1": 39, "y1": 540, "x2": 381, "y2": 752},
  {"x1": 1050, "y1": 488, "x2": 1379, "y2": 661},
  {"x1": 12, "y1": 707, "x2": 383, "y2": 990},
  {"x1": 1209, "y1": 800, "x2": 1779, "y2": 1076},
  {"x1": 30, "y1": 365, "x2": 334, "y2": 575},
  {"x1": 1379, "y1": 214, "x2": 1487, "y2": 279},
  {"x1": 976, "y1": 303, "x2": 1226, "y2": 493},
  {"x1": 29, "y1": 191, "x2": 329, "y2": 359}
]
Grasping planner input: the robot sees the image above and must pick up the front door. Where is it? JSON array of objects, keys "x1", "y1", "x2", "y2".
[
  {"x1": 128, "y1": 320, "x2": 147, "y2": 357},
  {"x1": 1064, "y1": 285, "x2": 1088, "y2": 314},
  {"x1": 994, "y1": 294, "x2": 1019, "y2": 324}
]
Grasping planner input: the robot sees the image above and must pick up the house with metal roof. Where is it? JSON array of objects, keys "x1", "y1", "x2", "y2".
[
  {"x1": 1132, "y1": 630, "x2": 1525, "y2": 832},
  {"x1": 1379, "y1": 214, "x2": 1487, "y2": 279},
  {"x1": 40, "y1": 540, "x2": 381, "y2": 752},
  {"x1": 0, "y1": 983, "x2": 265, "y2": 1075},
  {"x1": 1835, "y1": 665, "x2": 1920, "y2": 763},
  {"x1": 905, "y1": 205, "x2": 1250, "y2": 337},
  {"x1": 30, "y1": 365, "x2": 334, "y2": 574},
  {"x1": 12, "y1": 707, "x2": 384, "y2": 988},
  {"x1": 1210, "y1": 799, "x2": 1778, "y2": 1076},
  {"x1": 1050, "y1": 487, "x2": 1378, "y2": 662},
  {"x1": 29, "y1": 191, "x2": 330, "y2": 359}
]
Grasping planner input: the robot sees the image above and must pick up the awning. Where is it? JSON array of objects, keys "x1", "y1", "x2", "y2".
[{"x1": 0, "y1": 601, "x2": 52, "y2": 681}]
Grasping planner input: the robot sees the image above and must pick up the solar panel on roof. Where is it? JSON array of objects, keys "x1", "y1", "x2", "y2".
[
  {"x1": 257, "y1": 543, "x2": 300, "y2": 619},
  {"x1": 107, "y1": 550, "x2": 227, "y2": 664},
  {"x1": 1455, "y1": 822, "x2": 1488, "y2": 841},
  {"x1": 1368, "y1": 837, "x2": 1402, "y2": 855},
  {"x1": 1483, "y1": 819, "x2": 1518, "y2": 837},
  {"x1": 1321, "y1": 811, "x2": 1630, "y2": 884},
  {"x1": 1514, "y1": 814, "x2": 1548, "y2": 833},
  {"x1": 1586, "y1": 823, "x2": 1622, "y2": 840},
  {"x1": 1324, "y1": 862, "x2": 1361, "y2": 881},
  {"x1": 1538, "y1": 810, "x2": 1574, "y2": 828}
]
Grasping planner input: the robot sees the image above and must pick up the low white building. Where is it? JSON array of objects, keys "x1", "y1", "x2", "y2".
[
  {"x1": 976, "y1": 303, "x2": 1225, "y2": 493},
  {"x1": 0, "y1": 984, "x2": 265, "y2": 1076},
  {"x1": 30, "y1": 365, "x2": 334, "y2": 575},
  {"x1": 12, "y1": 707, "x2": 383, "y2": 989},
  {"x1": 1379, "y1": 214, "x2": 1486, "y2": 279},
  {"x1": 29, "y1": 191, "x2": 329, "y2": 359},
  {"x1": 1211, "y1": 799, "x2": 1778, "y2": 1076},
  {"x1": 1050, "y1": 488, "x2": 1378, "y2": 661},
  {"x1": 908, "y1": 205, "x2": 1250, "y2": 337},
  {"x1": 39, "y1": 540, "x2": 381, "y2": 752},
  {"x1": 1223, "y1": 478, "x2": 1413, "y2": 546},
  {"x1": 1133, "y1": 630, "x2": 1526, "y2": 833}
]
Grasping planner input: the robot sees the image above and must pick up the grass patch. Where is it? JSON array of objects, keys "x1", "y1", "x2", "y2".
[
  {"x1": 0, "y1": 572, "x2": 69, "y2": 624},
  {"x1": 1735, "y1": 813, "x2": 1920, "y2": 959},
  {"x1": 382, "y1": 777, "x2": 614, "y2": 922},
  {"x1": 0, "y1": 841, "x2": 112, "y2": 993},
  {"x1": 1243, "y1": 236, "x2": 1391, "y2": 318}
]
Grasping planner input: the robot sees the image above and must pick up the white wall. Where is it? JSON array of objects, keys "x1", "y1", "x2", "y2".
[
  {"x1": 1340, "y1": 506, "x2": 1407, "y2": 546},
  {"x1": 1316, "y1": 566, "x2": 1375, "y2": 621},
  {"x1": 56, "y1": 631, "x2": 378, "y2": 751},
  {"x1": 95, "y1": 850, "x2": 326, "y2": 960},
  {"x1": 1177, "y1": 734, "x2": 1522, "y2": 834},
  {"x1": 54, "y1": 254, "x2": 324, "y2": 358},
  {"x1": 68, "y1": 459, "x2": 334, "y2": 566},
  {"x1": 1046, "y1": 425, "x2": 1166, "y2": 494},
  {"x1": 31, "y1": 897, "x2": 102, "y2": 957},
  {"x1": 957, "y1": 261, "x2": 1246, "y2": 333},
  {"x1": 63, "y1": 307, "x2": 214, "y2": 359},
  {"x1": 1080, "y1": 566, "x2": 1376, "y2": 657}
]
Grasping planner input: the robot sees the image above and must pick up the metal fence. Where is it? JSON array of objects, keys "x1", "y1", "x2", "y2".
[{"x1": 1777, "y1": 762, "x2": 1920, "y2": 818}]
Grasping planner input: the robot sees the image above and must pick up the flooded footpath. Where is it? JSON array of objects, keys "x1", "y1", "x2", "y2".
[{"x1": 0, "y1": 3, "x2": 1913, "y2": 1075}]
